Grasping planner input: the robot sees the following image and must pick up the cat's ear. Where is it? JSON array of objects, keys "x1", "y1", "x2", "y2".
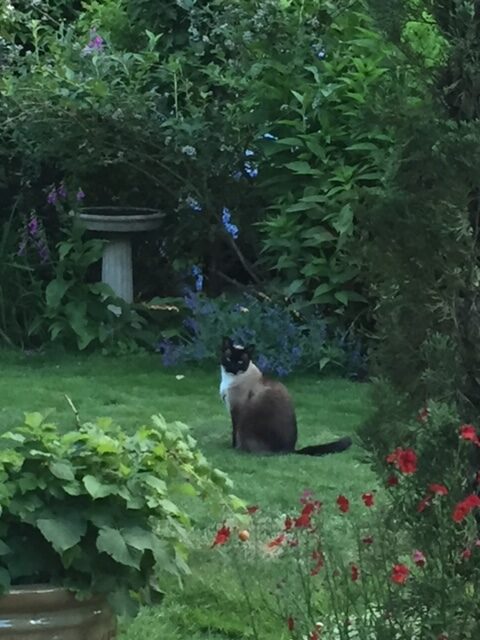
[
  {"x1": 221, "y1": 336, "x2": 233, "y2": 350},
  {"x1": 245, "y1": 344, "x2": 255, "y2": 359}
]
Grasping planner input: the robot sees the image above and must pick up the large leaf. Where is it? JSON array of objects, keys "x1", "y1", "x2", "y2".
[
  {"x1": 49, "y1": 460, "x2": 75, "y2": 481},
  {"x1": 45, "y1": 278, "x2": 71, "y2": 309},
  {"x1": 83, "y1": 475, "x2": 117, "y2": 499},
  {"x1": 37, "y1": 516, "x2": 86, "y2": 552},
  {"x1": 97, "y1": 527, "x2": 140, "y2": 569}
]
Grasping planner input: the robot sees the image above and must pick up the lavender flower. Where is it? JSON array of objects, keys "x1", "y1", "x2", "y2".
[
  {"x1": 76, "y1": 188, "x2": 85, "y2": 202},
  {"x1": 232, "y1": 170, "x2": 242, "y2": 182},
  {"x1": 191, "y1": 265, "x2": 203, "y2": 292},
  {"x1": 221, "y1": 207, "x2": 239, "y2": 239},
  {"x1": 312, "y1": 44, "x2": 326, "y2": 60},
  {"x1": 181, "y1": 145, "x2": 197, "y2": 158},
  {"x1": 244, "y1": 148, "x2": 255, "y2": 157},
  {"x1": 262, "y1": 132, "x2": 278, "y2": 141},
  {"x1": 58, "y1": 183, "x2": 67, "y2": 198},
  {"x1": 47, "y1": 188, "x2": 58, "y2": 205},
  {"x1": 27, "y1": 215, "x2": 39, "y2": 237}
]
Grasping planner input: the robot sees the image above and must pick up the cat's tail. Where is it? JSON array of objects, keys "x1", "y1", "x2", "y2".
[{"x1": 294, "y1": 436, "x2": 352, "y2": 457}]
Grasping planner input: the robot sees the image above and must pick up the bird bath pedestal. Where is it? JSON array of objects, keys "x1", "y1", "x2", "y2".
[{"x1": 78, "y1": 208, "x2": 164, "y2": 303}]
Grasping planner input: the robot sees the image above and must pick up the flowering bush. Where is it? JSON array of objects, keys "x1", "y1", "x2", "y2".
[
  {"x1": 156, "y1": 289, "x2": 367, "y2": 379},
  {"x1": 212, "y1": 427, "x2": 480, "y2": 639}
]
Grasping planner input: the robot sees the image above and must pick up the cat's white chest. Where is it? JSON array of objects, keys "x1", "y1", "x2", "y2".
[{"x1": 219, "y1": 367, "x2": 236, "y2": 411}]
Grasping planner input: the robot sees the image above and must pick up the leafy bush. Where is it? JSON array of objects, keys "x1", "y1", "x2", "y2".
[
  {"x1": 0, "y1": 410, "x2": 241, "y2": 615},
  {"x1": 156, "y1": 289, "x2": 367, "y2": 379}
]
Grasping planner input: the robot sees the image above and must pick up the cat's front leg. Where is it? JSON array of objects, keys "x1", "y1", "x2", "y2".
[{"x1": 230, "y1": 406, "x2": 240, "y2": 449}]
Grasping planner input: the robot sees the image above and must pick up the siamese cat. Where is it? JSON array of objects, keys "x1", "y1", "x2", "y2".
[{"x1": 219, "y1": 337, "x2": 352, "y2": 455}]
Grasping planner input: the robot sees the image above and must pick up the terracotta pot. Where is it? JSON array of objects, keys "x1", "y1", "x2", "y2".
[{"x1": 0, "y1": 585, "x2": 116, "y2": 639}]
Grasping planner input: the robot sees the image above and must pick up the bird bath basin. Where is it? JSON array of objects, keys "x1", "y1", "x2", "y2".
[{"x1": 78, "y1": 207, "x2": 164, "y2": 303}]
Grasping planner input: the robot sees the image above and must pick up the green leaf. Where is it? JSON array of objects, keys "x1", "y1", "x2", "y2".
[
  {"x1": 334, "y1": 291, "x2": 350, "y2": 306},
  {"x1": 83, "y1": 475, "x2": 116, "y2": 499},
  {"x1": 97, "y1": 527, "x2": 140, "y2": 569},
  {"x1": 24, "y1": 412, "x2": 44, "y2": 429},
  {"x1": 37, "y1": 517, "x2": 86, "y2": 552},
  {"x1": 122, "y1": 526, "x2": 154, "y2": 551},
  {"x1": 45, "y1": 278, "x2": 71, "y2": 309},
  {"x1": 49, "y1": 460, "x2": 75, "y2": 481},
  {"x1": 284, "y1": 161, "x2": 319, "y2": 175}
]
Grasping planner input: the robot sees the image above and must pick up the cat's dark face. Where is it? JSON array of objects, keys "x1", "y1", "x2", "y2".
[{"x1": 221, "y1": 337, "x2": 254, "y2": 375}]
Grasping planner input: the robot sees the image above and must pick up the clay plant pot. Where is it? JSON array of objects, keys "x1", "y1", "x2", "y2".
[{"x1": 0, "y1": 585, "x2": 116, "y2": 639}]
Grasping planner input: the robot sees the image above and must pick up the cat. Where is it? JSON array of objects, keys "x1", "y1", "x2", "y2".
[{"x1": 219, "y1": 336, "x2": 352, "y2": 455}]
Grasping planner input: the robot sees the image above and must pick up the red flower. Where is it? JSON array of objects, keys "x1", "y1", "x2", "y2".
[
  {"x1": 397, "y1": 448, "x2": 417, "y2": 474},
  {"x1": 386, "y1": 447, "x2": 417, "y2": 474},
  {"x1": 413, "y1": 550, "x2": 426, "y2": 567},
  {"x1": 459, "y1": 424, "x2": 480, "y2": 445},
  {"x1": 429, "y1": 483, "x2": 448, "y2": 496},
  {"x1": 287, "y1": 616, "x2": 295, "y2": 631},
  {"x1": 391, "y1": 563, "x2": 409, "y2": 584},
  {"x1": 417, "y1": 496, "x2": 431, "y2": 513},
  {"x1": 461, "y1": 548, "x2": 472, "y2": 560},
  {"x1": 336, "y1": 495, "x2": 350, "y2": 513},
  {"x1": 362, "y1": 492, "x2": 374, "y2": 507},
  {"x1": 212, "y1": 524, "x2": 230, "y2": 547},
  {"x1": 284, "y1": 516, "x2": 293, "y2": 531},
  {"x1": 351, "y1": 563, "x2": 360, "y2": 582},
  {"x1": 309, "y1": 633, "x2": 319, "y2": 640},
  {"x1": 362, "y1": 535, "x2": 374, "y2": 545},
  {"x1": 246, "y1": 505, "x2": 259, "y2": 515},
  {"x1": 452, "y1": 494, "x2": 480, "y2": 523},
  {"x1": 387, "y1": 474, "x2": 399, "y2": 487},
  {"x1": 267, "y1": 534, "x2": 285, "y2": 549},
  {"x1": 295, "y1": 502, "x2": 314, "y2": 526}
]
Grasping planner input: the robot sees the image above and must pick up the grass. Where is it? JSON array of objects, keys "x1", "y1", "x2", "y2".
[{"x1": 0, "y1": 349, "x2": 375, "y2": 639}]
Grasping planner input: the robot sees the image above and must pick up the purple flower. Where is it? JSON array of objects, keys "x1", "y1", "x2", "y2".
[
  {"x1": 17, "y1": 240, "x2": 26, "y2": 257},
  {"x1": 36, "y1": 240, "x2": 50, "y2": 264},
  {"x1": 221, "y1": 207, "x2": 239, "y2": 240},
  {"x1": 244, "y1": 148, "x2": 255, "y2": 157},
  {"x1": 82, "y1": 31, "x2": 105, "y2": 55},
  {"x1": 232, "y1": 170, "x2": 242, "y2": 182},
  {"x1": 312, "y1": 44, "x2": 326, "y2": 60},
  {"x1": 192, "y1": 265, "x2": 203, "y2": 292},
  {"x1": 262, "y1": 132, "x2": 278, "y2": 141},
  {"x1": 47, "y1": 188, "x2": 58, "y2": 205},
  {"x1": 58, "y1": 183, "x2": 67, "y2": 198},
  {"x1": 27, "y1": 215, "x2": 39, "y2": 237},
  {"x1": 76, "y1": 188, "x2": 85, "y2": 201}
]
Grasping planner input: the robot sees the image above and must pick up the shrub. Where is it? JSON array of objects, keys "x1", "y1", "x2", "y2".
[
  {"x1": 156, "y1": 289, "x2": 367, "y2": 379},
  {"x1": 0, "y1": 410, "x2": 241, "y2": 616}
]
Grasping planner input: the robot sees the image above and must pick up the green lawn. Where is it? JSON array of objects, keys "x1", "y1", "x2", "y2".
[{"x1": 0, "y1": 350, "x2": 375, "y2": 639}]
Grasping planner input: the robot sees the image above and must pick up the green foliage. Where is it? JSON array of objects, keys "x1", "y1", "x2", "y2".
[
  {"x1": 0, "y1": 410, "x2": 240, "y2": 615},
  {"x1": 253, "y1": 3, "x2": 393, "y2": 309}
]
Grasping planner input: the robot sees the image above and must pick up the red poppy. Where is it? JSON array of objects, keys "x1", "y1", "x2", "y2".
[
  {"x1": 386, "y1": 447, "x2": 417, "y2": 473},
  {"x1": 362, "y1": 492, "x2": 374, "y2": 507},
  {"x1": 287, "y1": 616, "x2": 295, "y2": 631},
  {"x1": 268, "y1": 534, "x2": 285, "y2": 549},
  {"x1": 387, "y1": 474, "x2": 399, "y2": 487},
  {"x1": 428, "y1": 483, "x2": 448, "y2": 496},
  {"x1": 452, "y1": 494, "x2": 480, "y2": 523},
  {"x1": 336, "y1": 495, "x2": 350, "y2": 513},
  {"x1": 362, "y1": 535, "x2": 374, "y2": 545},
  {"x1": 284, "y1": 515, "x2": 293, "y2": 530},
  {"x1": 417, "y1": 496, "x2": 431, "y2": 513},
  {"x1": 391, "y1": 563, "x2": 409, "y2": 584},
  {"x1": 212, "y1": 524, "x2": 231, "y2": 547},
  {"x1": 246, "y1": 505, "x2": 259, "y2": 515},
  {"x1": 459, "y1": 424, "x2": 479, "y2": 444},
  {"x1": 397, "y1": 448, "x2": 417, "y2": 474},
  {"x1": 351, "y1": 563, "x2": 360, "y2": 582}
]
